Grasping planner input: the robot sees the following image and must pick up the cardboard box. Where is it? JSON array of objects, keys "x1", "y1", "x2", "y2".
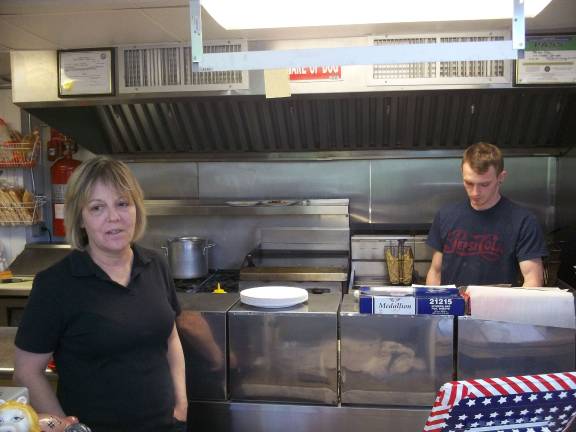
[
  {"x1": 358, "y1": 286, "x2": 459, "y2": 297},
  {"x1": 359, "y1": 294, "x2": 465, "y2": 316}
]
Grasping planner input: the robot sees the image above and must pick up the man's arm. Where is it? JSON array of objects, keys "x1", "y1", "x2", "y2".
[
  {"x1": 426, "y1": 251, "x2": 443, "y2": 285},
  {"x1": 519, "y1": 258, "x2": 544, "y2": 287}
]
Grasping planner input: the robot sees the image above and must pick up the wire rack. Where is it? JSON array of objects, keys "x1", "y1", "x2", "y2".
[
  {"x1": 385, "y1": 239, "x2": 415, "y2": 285},
  {"x1": 0, "y1": 195, "x2": 46, "y2": 226},
  {"x1": 0, "y1": 135, "x2": 40, "y2": 168}
]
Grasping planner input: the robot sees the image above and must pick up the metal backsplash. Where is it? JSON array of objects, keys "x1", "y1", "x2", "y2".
[
  {"x1": 371, "y1": 157, "x2": 555, "y2": 227},
  {"x1": 557, "y1": 148, "x2": 576, "y2": 231},
  {"x1": 198, "y1": 161, "x2": 370, "y2": 223},
  {"x1": 131, "y1": 156, "x2": 556, "y2": 269}
]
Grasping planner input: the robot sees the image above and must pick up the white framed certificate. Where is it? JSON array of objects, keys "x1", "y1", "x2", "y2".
[
  {"x1": 516, "y1": 34, "x2": 576, "y2": 85},
  {"x1": 58, "y1": 48, "x2": 115, "y2": 97}
]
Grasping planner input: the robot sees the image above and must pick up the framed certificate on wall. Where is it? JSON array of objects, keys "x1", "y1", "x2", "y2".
[
  {"x1": 516, "y1": 34, "x2": 576, "y2": 85},
  {"x1": 58, "y1": 48, "x2": 115, "y2": 97}
]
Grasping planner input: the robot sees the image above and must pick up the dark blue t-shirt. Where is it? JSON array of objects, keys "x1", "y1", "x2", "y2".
[{"x1": 427, "y1": 197, "x2": 548, "y2": 286}]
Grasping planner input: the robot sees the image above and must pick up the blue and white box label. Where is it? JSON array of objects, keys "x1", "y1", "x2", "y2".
[
  {"x1": 359, "y1": 294, "x2": 465, "y2": 315},
  {"x1": 372, "y1": 296, "x2": 416, "y2": 315}
]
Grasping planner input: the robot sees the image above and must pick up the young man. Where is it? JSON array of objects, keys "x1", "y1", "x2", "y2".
[{"x1": 426, "y1": 142, "x2": 548, "y2": 287}]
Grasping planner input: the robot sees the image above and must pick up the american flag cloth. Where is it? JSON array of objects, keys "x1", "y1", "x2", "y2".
[{"x1": 423, "y1": 372, "x2": 576, "y2": 432}]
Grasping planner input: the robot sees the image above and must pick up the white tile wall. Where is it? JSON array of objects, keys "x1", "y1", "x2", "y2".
[{"x1": 0, "y1": 88, "x2": 26, "y2": 266}]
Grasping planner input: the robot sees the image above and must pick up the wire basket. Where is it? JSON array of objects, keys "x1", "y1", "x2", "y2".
[
  {"x1": 385, "y1": 243, "x2": 414, "y2": 285},
  {"x1": 0, "y1": 195, "x2": 46, "y2": 226},
  {"x1": 0, "y1": 134, "x2": 40, "y2": 168}
]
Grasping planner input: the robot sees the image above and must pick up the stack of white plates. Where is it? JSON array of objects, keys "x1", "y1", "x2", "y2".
[{"x1": 240, "y1": 286, "x2": 309, "y2": 308}]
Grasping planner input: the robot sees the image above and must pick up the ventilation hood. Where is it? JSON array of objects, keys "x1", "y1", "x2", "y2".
[
  {"x1": 20, "y1": 89, "x2": 575, "y2": 159},
  {"x1": 11, "y1": 43, "x2": 576, "y2": 160}
]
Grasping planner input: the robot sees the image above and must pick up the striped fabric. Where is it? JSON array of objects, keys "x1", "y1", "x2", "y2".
[{"x1": 423, "y1": 372, "x2": 576, "y2": 432}]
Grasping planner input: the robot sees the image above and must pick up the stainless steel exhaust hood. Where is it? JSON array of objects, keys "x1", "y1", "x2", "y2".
[
  {"x1": 22, "y1": 89, "x2": 576, "y2": 159},
  {"x1": 11, "y1": 50, "x2": 576, "y2": 159}
]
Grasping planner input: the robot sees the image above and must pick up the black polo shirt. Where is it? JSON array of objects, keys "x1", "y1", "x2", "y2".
[{"x1": 15, "y1": 244, "x2": 181, "y2": 428}]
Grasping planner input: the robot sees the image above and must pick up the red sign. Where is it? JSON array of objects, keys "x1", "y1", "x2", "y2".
[{"x1": 289, "y1": 66, "x2": 342, "y2": 81}]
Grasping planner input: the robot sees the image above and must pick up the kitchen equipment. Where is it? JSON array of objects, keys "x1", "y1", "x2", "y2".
[
  {"x1": 340, "y1": 295, "x2": 454, "y2": 406},
  {"x1": 239, "y1": 248, "x2": 349, "y2": 293},
  {"x1": 162, "y1": 236, "x2": 215, "y2": 279},
  {"x1": 8, "y1": 243, "x2": 72, "y2": 277},
  {"x1": 1, "y1": 244, "x2": 72, "y2": 327},
  {"x1": 385, "y1": 240, "x2": 414, "y2": 285},
  {"x1": 228, "y1": 292, "x2": 340, "y2": 405},
  {"x1": 351, "y1": 235, "x2": 431, "y2": 288},
  {"x1": 0, "y1": 277, "x2": 33, "y2": 327},
  {"x1": 240, "y1": 286, "x2": 308, "y2": 308},
  {"x1": 174, "y1": 269, "x2": 239, "y2": 293},
  {"x1": 176, "y1": 292, "x2": 240, "y2": 401},
  {"x1": 458, "y1": 317, "x2": 575, "y2": 381}
]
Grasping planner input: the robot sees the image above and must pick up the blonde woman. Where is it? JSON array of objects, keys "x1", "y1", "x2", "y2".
[{"x1": 14, "y1": 156, "x2": 187, "y2": 432}]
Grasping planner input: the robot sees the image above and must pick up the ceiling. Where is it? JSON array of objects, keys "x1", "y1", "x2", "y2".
[{"x1": 1, "y1": 0, "x2": 576, "y2": 86}]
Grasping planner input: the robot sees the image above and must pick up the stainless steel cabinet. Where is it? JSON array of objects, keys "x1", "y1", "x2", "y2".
[
  {"x1": 457, "y1": 316, "x2": 576, "y2": 380},
  {"x1": 340, "y1": 295, "x2": 454, "y2": 406},
  {"x1": 228, "y1": 293, "x2": 340, "y2": 405},
  {"x1": 176, "y1": 292, "x2": 240, "y2": 401}
]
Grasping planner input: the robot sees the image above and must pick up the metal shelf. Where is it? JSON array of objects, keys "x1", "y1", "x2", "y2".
[
  {"x1": 0, "y1": 195, "x2": 46, "y2": 226},
  {"x1": 0, "y1": 130, "x2": 44, "y2": 226},
  {"x1": 0, "y1": 133, "x2": 40, "y2": 168},
  {"x1": 144, "y1": 199, "x2": 349, "y2": 217}
]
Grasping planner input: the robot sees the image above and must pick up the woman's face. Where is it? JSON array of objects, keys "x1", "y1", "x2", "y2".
[{"x1": 81, "y1": 180, "x2": 136, "y2": 257}]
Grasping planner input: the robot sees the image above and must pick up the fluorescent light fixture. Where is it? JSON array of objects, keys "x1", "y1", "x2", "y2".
[{"x1": 202, "y1": 0, "x2": 552, "y2": 30}]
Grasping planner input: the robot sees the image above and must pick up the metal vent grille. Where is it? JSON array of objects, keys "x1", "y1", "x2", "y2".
[
  {"x1": 373, "y1": 37, "x2": 437, "y2": 80},
  {"x1": 369, "y1": 32, "x2": 511, "y2": 86},
  {"x1": 439, "y1": 35, "x2": 505, "y2": 78},
  {"x1": 119, "y1": 42, "x2": 248, "y2": 93}
]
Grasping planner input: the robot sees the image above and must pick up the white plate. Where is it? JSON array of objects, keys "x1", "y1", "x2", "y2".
[
  {"x1": 240, "y1": 286, "x2": 308, "y2": 308},
  {"x1": 226, "y1": 201, "x2": 260, "y2": 206}
]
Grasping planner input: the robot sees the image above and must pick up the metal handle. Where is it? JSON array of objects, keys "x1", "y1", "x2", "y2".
[
  {"x1": 161, "y1": 245, "x2": 168, "y2": 256},
  {"x1": 203, "y1": 242, "x2": 215, "y2": 255}
]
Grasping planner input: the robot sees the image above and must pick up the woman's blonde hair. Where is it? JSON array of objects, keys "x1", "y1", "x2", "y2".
[{"x1": 64, "y1": 156, "x2": 146, "y2": 250}]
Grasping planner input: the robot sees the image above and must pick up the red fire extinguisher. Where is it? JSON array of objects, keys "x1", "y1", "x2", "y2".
[
  {"x1": 46, "y1": 128, "x2": 65, "y2": 162},
  {"x1": 51, "y1": 139, "x2": 81, "y2": 237}
]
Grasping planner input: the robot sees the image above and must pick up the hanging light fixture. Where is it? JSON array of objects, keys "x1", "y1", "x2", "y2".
[
  {"x1": 190, "y1": 0, "x2": 548, "y2": 71},
  {"x1": 201, "y1": 0, "x2": 552, "y2": 30}
]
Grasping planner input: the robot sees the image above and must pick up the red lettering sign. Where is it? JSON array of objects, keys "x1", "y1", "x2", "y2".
[{"x1": 289, "y1": 66, "x2": 342, "y2": 81}]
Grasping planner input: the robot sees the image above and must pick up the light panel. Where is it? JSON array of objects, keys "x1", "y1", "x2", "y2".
[{"x1": 201, "y1": 0, "x2": 552, "y2": 30}]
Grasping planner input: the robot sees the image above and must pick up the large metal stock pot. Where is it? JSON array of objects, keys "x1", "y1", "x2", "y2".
[{"x1": 162, "y1": 236, "x2": 215, "y2": 279}]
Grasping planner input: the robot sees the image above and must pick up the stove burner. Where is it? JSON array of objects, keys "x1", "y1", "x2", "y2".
[{"x1": 174, "y1": 269, "x2": 239, "y2": 293}]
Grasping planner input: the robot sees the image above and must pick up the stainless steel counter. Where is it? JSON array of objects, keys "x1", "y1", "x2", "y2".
[
  {"x1": 188, "y1": 401, "x2": 430, "y2": 432},
  {"x1": 0, "y1": 278, "x2": 33, "y2": 296},
  {"x1": 228, "y1": 293, "x2": 340, "y2": 405},
  {"x1": 339, "y1": 294, "x2": 453, "y2": 406}
]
